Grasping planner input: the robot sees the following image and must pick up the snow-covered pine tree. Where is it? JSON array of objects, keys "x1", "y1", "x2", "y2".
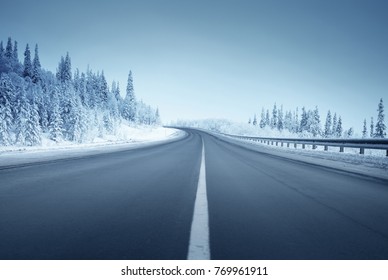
[
  {"x1": 370, "y1": 117, "x2": 374, "y2": 138},
  {"x1": 56, "y1": 53, "x2": 72, "y2": 83},
  {"x1": 15, "y1": 86, "x2": 42, "y2": 146},
  {"x1": 332, "y1": 113, "x2": 337, "y2": 135},
  {"x1": 56, "y1": 56, "x2": 65, "y2": 82},
  {"x1": 99, "y1": 71, "x2": 109, "y2": 107},
  {"x1": 336, "y1": 116, "x2": 343, "y2": 138},
  {"x1": 13, "y1": 41, "x2": 18, "y2": 61},
  {"x1": 122, "y1": 71, "x2": 136, "y2": 122},
  {"x1": 32, "y1": 44, "x2": 41, "y2": 83},
  {"x1": 85, "y1": 69, "x2": 95, "y2": 108},
  {"x1": 259, "y1": 108, "x2": 266, "y2": 128},
  {"x1": 271, "y1": 103, "x2": 277, "y2": 129},
  {"x1": 299, "y1": 107, "x2": 308, "y2": 133},
  {"x1": 345, "y1": 127, "x2": 353, "y2": 138},
  {"x1": 0, "y1": 96, "x2": 13, "y2": 145},
  {"x1": 282, "y1": 111, "x2": 289, "y2": 131},
  {"x1": 374, "y1": 98, "x2": 386, "y2": 138},
  {"x1": 252, "y1": 114, "x2": 257, "y2": 126},
  {"x1": 48, "y1": 89, "x2": 63, "y2": 142},
  {"x1": 63, "y1": 52, "x2": 72, "y2": 82},
  {"x1": 265, "y1": 109, "x2": 270, "y2": 126},
  {"x1": 15, "y1": 89, "x2": 29, "y2": 145},
  {"x1": 5, "y1": 37, "x2": 13, "y2": 59},
  {"x1": 277, "y1": 105, "x2": 283, "y2": 131},
  {"x1": 310, "y1": 106, "x2": 321, "y2": 137},
  {"x1": 78, "y1": 72, "x2": 88, "y2": 106},
  {"x1": 0, "y1": 103, "x2": 12, "y2": 145},
  {"x1": 28, "y1": 100, "x2": 42, "y2": 145},
  {"x1": 0, "y1": 41, "x2": 4, "y2": 58},
  {"x1": 293, "y1": 107, "x2": 299, "y2": 133},
  {"x1": 324, "y1": 110, "x2": 332, "y2": 138},
  {"x1": 23, "y1": 44, "x2": 33, "y2": 78},
  {"x1": 362, "y1": 119, "x2": 367, "y2": 138},
  {"x1": 0, "y1": 74, "x2": 15, "y2": 145}
]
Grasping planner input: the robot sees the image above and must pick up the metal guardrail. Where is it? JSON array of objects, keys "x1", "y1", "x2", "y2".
[{"x1": 223, "y1": 133, "x2": 388, "y2": 156}]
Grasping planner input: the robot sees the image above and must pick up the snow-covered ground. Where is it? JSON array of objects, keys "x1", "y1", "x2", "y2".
[
  {"x1": 217, "y1": 133, "x2": 388, "y2": 180},
  {"x1": 0, "y1": 126, "x2": 184, "y2": 168}
]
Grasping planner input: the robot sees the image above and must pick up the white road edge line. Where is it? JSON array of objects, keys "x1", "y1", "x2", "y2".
[{"x1": 187, "y1": 140, "x2": 211, "y2": 260}]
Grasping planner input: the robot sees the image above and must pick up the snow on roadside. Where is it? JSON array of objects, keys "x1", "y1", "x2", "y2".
[
  {"x1": 216, "y1": 133, "x2": 388, "y2": 180},
  {"x1": 0, "y1": 126, "x2": 185, "y2": 168}
]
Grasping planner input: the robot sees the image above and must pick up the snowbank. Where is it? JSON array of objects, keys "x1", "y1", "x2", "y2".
[{"x1": 0, "y1": 126, "x2": 184, "y2": 168}]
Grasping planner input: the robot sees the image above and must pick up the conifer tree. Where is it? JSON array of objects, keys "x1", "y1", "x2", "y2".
[
  {"x1": 0, "y1": 74, "x2": 15, "y2": 145},
  {"x1": 122, "y1": 71, "x2": 136, "y2": 121},
  {"x1": 49, "y1": 92, "x2": 63, "y2": 142},
  {"x1": 277, "y1": 105, "x2": 283, "y2": 131},
  {"x1": 23, "y1": 44, "x2": 33, "y2": 78},
  {"x1": 32, "y1": 44, "x2": 41, "y2": 83},
  {"x1": 332, "y1": 113, "x2": 337, "y2": 135},
  {"x1": 362, "y1": 119, "x2": 367, "y2": 138},
  {"x1": 15, "y1": 88, "x2": 30, "y2": 145},
  {"x1": 27, "y1": 101, "x2": 42, "y2": 145},
  {"x1": 259, "y1": 108, "x2": 266, "y2": 128},
  {"x1": 271, "y1": 103, "x2": 277, "y2": 129},
  {"x1": 13, "y1": 41, "x2": 18, "y2": 61},
  {"x1": 299, "y1": 107, "x2": 308, "y2": 132},
  {"x1": 336, "y1": 116, "x2": 343, "y2": 138},
  {"x1": 370, "y1": 117, "x2": 374, "y2": 138},
  {"x1": 56, "y1": 56, "x2": 65, "y2": 81},
  {"x1": 310, "y1": 106, "x2": 321, "y2": 137},
  {"x1": 265, "y1": 109, "x2": 270, "y2": 126},
  {"x1": 0, "y1": 41, "x2": 4, "y2": 58},
  {"x1": 324, "y1": 110, "x2": 332, "y2": 138},
  {"x1": 374, "y1": 98, "x2": 386, "y2": 138},
  {"x1": 5, "y1": 37, "x2": 13, "y2": 59},
  {"x1": 64, "y1": 52, "x2": 72, "y2": 82}
]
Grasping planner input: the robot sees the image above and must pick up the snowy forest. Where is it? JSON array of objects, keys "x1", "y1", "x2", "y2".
[
  {"x1": 247, "y1": 99, "x2": 386, "y2": 139},
  {"x1": 0, "y1": 37, "x2": 161, "y2": 146},
  {"x1": 175, "y1": 99, "x2": 385, "y2": 139}
]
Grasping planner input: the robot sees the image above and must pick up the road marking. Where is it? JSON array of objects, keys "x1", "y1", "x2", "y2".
[{"x1": 187, "y1": 140, "x2": 210, "y2": 260}]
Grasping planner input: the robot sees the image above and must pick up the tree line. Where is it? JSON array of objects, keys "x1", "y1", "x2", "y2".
[
  {"x1": 248, "y1": 99, "x2": 385, "y2": 139},
  {"x1": 0, "y1": 37, "x2": 161, "y2": 146}
]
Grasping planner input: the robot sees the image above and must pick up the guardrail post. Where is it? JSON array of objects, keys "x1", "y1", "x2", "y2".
[
  {"x1": 294, "y1": 143, "x2": 297, "y2": 149},
  {"x1": 276, "y1": 141, "x2": 278, "y2": 146},
  {"x1": 281, "y1": 142, "x2": 284, "y2": 147},
  {"x1": 360, "y1": 148, "x2": 364, "y2": 155},
  {"x1": 287, "y1": 143, "x2": 290, "y2": 148},
  {"x1": 386, "y1": 150, "x2": 388, "y2": 157},
  {"x1": 302, "y1": 144, "x2": 305, "y2": 149},
  {"x1": 313, "y1": 145, "x2": 317, "y2": 150},
  {"x1": 267, "y1": 141, "x2": 270, "y2": 145},
  {"x1": 340, "y1": 146, "x2": 344, "y2": 153},
  {"x1": 324, "y1": 145, "x2": 328, "y2": 151},
  {"x1": 271, "y1": 141, "x2": 274, "y2": 145}
]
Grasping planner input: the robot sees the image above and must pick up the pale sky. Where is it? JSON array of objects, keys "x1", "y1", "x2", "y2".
[{"x1": 1, "y1": 0, "x2": 387, "y2": 133}]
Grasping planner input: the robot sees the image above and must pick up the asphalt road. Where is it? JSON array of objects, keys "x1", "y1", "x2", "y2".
[{"x1": 1, "y1": 128, "x2": 388, "y2": 259}]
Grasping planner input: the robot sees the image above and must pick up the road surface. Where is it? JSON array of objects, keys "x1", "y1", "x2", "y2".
[{"x1": 1, "y1": 128, "x2": 388, "y2": 259}]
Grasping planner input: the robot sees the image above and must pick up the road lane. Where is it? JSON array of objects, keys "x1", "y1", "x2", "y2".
[
  {"x1": 203, "y1": 132, "x2": 388, "y2": 259},
  {"x1": 0, "y1": 131, "x2": 202, "y2": 259}
]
